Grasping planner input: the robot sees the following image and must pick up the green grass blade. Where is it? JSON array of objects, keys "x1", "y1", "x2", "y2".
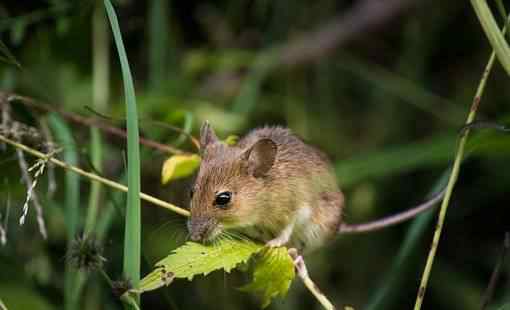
[
  {"x1": 365, "y1": 171, "x2": 450, "y2": 310},
  {"x1": 48, "y1": 114, "x2": 80, "y2": 309},
  {"x1": 0, "y1": 39, "x2": 21, "y2": 68},
  {"x1": 232, "y1": 49, "x2": 279, "y2": 114},
  {"x1": 148, "y1": 0, "x2": 170, "y2": 90},
  {"x1": 471, "y1": 0, "x2": 510, "y2": 76},
  {"x1": 85, "y1": 1, "x2": 110, "y2": 237},
  {"x1": 104, "y1": 0, "x2": 142, "y2": 299},
  {"x1": 336, "y1": 134, "x2": 455, "y2": 187}
]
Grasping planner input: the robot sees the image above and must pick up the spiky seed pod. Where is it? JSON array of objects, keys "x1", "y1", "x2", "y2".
[{"x1": 67, "y1": 235, "x2": 106, "y2": 271}]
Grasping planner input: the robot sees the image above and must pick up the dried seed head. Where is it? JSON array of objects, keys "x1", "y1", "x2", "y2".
[
  {"x1": 112, "y1": 278, "x2": 133, "y2": 297},
  {"x1": 67, "y1": 235, "x2": 106, "y2": 271}
]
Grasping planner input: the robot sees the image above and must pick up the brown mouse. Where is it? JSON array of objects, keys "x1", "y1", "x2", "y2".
[
  {"x1": 187, "y1": 122, "x2": 445, "y2": 252},
  {"x1": 187, "y1": 122, "x2": 343, "y2": 252}
]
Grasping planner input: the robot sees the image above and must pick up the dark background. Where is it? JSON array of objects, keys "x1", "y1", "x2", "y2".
[{"x1": 0, "y1": 1, "x2": 509, "y2": 309}]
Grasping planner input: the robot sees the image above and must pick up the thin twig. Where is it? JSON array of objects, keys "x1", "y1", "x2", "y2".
[
  {"x1": 289, "y1": 248, "x2": 336, "y2": 310},
  {"x1": 412, "y1": 43, "x2": 496, "y2": 310},
  {"x1": 1, "y1": 92, "x2": 186, "y2": 155},
  {"x1": 0, "y1": 133, "x2": 190, "y2": 217},
  {"x1": 480, "y1": 232, "x2": 510, "y2": 310},
  {"x1": 85, "y1": 106, "x2": 201, "y2": 151}
]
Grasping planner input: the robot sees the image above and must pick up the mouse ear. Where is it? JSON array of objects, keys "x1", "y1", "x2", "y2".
[
  {"x1": 242, "y1": 138, "x2": 277, "y2": 177},
  {"x1": 200, "y1": 121, "x2": 218, "y2": 151}
]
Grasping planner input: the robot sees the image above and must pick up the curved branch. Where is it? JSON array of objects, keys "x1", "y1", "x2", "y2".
[{"x1": 1, "y1": 92, "x2": 187, "y2": 155}]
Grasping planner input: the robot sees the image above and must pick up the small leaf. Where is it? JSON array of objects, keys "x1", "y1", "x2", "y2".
[
  {"x1": 161, "y1": 154, "x2": 201, "y2": 184},
  {"x1": 240, "y1": 247, "x2": 296, "y2": 308},
  {"x1": 224, "y1": 135, "x2": 239, "y2": 146},
  {"x1": 135, "y1": 239, "x2": 263, "y2": 293}
]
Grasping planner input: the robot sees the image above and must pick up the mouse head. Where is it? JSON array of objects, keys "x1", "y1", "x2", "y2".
[{"x1": 187, "y1": 122, "x2": 277, "y2": 243}]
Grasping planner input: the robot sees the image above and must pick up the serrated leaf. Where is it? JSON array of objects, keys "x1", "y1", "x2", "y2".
[
  {"x1": 240, "y1": 247, "x2": 296, "y2": 308},
  {"x1": 161, "y1": 154, "x2": 201, "y2": 184},
  {"x1": 135, "y1": 239, "x2": 263, "y2": 293}
]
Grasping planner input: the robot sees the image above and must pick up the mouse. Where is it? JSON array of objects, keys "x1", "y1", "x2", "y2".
[
  {"x1": 187, "y1": 122, "x2": 445, "y2": 252},
  {"x1": 187, "y1": 122, "x2": 343, "y2": 252}
]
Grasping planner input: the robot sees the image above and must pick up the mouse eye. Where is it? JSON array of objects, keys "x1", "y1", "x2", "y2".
[{"x1": 214, "y1": 191, "x2": 232, "y2": 208}]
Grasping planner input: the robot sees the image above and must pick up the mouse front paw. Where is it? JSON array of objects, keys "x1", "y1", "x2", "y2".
[
  {"x1": 265, "y1": 238, "x2": 287, "y2": 248},
  {"x1": 265, "y1": 221, "x2": 294, "y2": 248}
]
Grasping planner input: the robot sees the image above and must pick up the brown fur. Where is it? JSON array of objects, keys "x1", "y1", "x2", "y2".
[{"x1": 188, "y1": 123, "x2": 344, "y2": 252}]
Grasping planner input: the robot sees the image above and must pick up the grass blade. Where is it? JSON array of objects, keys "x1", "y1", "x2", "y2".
[
  {"x1": 365, "y1": 171, "x2": 449, "y2": 310},
  {"x1": 85, "y1": 1, "x2": 110, "y2": 237},
  {"x1": 104, "y1": 0, "x2": 142, "y2": 303},
  {"x1": 336, "y1": 134, "x2": 454, "y2": 187},
  {"x1": 413, "y1": 34, "x2": 498, "y2": 310},
  {"x1": 148, "y1": 0, "x2": 170, "y2": 90},
  {"x1": 0, "y1": 40, "x2": 21, "y2": 68},
  {"x1": 471, "y1": 0, "x2": 510, "y2": 76},
  {"x1": 48, "y1": 114, "x2": 80, "y2": 309}
]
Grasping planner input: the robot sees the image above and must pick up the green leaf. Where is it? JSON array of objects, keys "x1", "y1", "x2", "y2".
[
  {"x1": 240, "y1": 247, "x2": 296, "y2": 308},
  {"x1": 223, "y1": 135, "x2": 239, "y2": 146},
  {"x1": 104, "y1": 0, "x2": 142, "y2": 305},
  {"x1": 161, "y1": 154, "x2": 201, "y2": 184},
  {"x1": 135, "y1": 239, "x2": 263, "y2": 293}
]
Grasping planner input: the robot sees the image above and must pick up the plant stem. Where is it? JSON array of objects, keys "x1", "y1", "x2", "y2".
[
  {"x1": 412, "y1": 45, "x2": 496, "y2": 310},
  {"x1": 85, "y1": 1, "x2": 110, "y2": 237},
  {"x1": 0, "y1": 134, "x2": 189, "y2": 217},
  {"x1": 301, "y1": 275, "x2": 335, "y2": 310},
  {"x1": 2, "y1": 92, "x2": 184, "y2": 155}
]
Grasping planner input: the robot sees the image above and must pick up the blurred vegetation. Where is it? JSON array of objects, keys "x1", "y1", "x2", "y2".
[{"x1": 1, "y1": 0, "x2": 510, "y2": 309}]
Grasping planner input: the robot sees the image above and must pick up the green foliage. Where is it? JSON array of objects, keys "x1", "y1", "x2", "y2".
[
  {"x1": 0, "y1": 39, "x2": 20, "y2": 67},
  {"x1": 104, "y1": 0, "x2": 142, "y2": 306},
  {"x1": 161, "y1": 154, "x2": 201, "y2": 185},
  {"x1": 240, "y1": 247, "x2": 296, "y2": 308},
  {"x1": 0, "y1": 285, "x2": 53, "y2": 310},
  {"x1": 3, "y1": 1, "x2": 510, "y2": 309},
  {"x1": 224, "y1": 135, "x2": 240, "y2": 146},
  {"x1": 136, "y1": 239, "x2": 263, "y2": 293},
  {"x1": 135, "y1": 240, "x2": 296, "y2": 308},
  {"x1": 471, "y1": 0, "x2": 510, "y2": 76}
]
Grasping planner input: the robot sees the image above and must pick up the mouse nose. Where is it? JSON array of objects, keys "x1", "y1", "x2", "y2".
[
  {"x1": 187, "y1": 217, "x2": 210, "y2": 242},
  {"x1": 190, "y1": 231, "x2": 204, "y2": 242}
]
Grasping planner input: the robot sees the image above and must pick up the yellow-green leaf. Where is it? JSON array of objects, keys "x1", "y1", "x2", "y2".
[
  {"x1": 135, "y1": 239, "x2": 263, "y2": 293},
  {"x1": 240, "y1": 247, "x2": 296, "y2": 308},
  {"x1": 161, "y1": 154, "x2": 201, "y2": 184},
  {"x1": 223, "y1": 135, "x2": 239, "y2": 146}
]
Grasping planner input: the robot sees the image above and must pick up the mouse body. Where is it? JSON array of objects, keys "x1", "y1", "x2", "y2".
[{"x1": 188, "y1": 122, "x2": 344, "y2": 252}]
